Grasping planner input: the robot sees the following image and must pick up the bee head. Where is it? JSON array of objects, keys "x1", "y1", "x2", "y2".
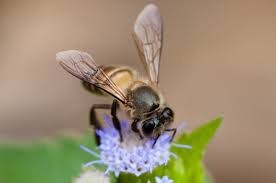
[{"x1": 141, "y1": 107, "x2": 174, "y2": 137}]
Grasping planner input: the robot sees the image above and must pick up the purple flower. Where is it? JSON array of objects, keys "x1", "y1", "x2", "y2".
[
  {"x1": 74, "y1": 169, "x2": 110, "y2": 183},
  {"x1": 81, "y1": 115, "x2": 191, "y2": 177},
  {"x1": 155, "y1": 176, "x2": 173, "y2": 183}
]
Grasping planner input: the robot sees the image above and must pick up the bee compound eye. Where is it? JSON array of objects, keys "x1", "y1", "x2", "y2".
[{"x1": 142, "y1": 120, "x2": 155, "y2": 136}]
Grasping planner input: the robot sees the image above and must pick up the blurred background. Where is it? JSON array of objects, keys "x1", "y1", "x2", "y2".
[{"x1": 0, "y1": 0, "x2": 276, "y2": 182}]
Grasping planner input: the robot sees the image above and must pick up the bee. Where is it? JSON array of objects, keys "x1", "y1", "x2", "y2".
[{"x1": 56, "y1": 4, "x2": 176, "y2": 146}]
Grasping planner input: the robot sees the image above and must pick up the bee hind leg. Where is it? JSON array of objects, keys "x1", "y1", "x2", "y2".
[
  {"x1": 90, "y1": 100, "x2": 123, "y2": 144},
  {"x1": 111, "y1": 100, "x2": 123, "y2": 142},
  {"x1": 90, "y1": 104, "x2": 112, "y2": 145}
]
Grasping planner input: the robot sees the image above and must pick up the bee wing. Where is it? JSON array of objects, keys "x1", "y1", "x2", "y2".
[
  {"x1": 56, "y1": 50, "x2": 130, "y2": 106},
  {"x1": 133, "y1": 4, "x2": 163, "y2": 84}
]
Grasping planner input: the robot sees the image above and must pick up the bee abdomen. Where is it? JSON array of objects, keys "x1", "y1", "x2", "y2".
[
  {"x1": 82, "y1": 80, "x2": 107, "y2": 96},
  {"x1": 82, "y1": 65, "x2": 137, "y2": 97}
]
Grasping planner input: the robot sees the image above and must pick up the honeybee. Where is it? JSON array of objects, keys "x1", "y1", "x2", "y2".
[{"x1": 56, "y1": 4, "x2": 176, "y2": 146}]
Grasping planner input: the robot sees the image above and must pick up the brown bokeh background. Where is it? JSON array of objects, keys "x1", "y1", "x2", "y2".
[{"x1": 1, "y1": 0, "x2": 276, "y2": 182}]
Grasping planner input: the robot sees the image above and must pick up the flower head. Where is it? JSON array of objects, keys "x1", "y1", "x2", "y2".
[
  {"x1": 74, "y1": 169, "x2": 110, "y2": 183},
  {"x1": 155, "y1": 176, "x2": 173, "y2": 183},
  {"x1": 81, "y1": 115, "x2": 191, "y2": 177}
]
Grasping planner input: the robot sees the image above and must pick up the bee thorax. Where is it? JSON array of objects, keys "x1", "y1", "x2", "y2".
[{"x1": 128, "y1": 84, "x2": 160, "y2": 118}]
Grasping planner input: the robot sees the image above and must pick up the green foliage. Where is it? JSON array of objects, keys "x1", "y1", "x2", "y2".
[
  {"x1": 118, "y1": 117, "x2": 223, "y2": 183},
  {"x1": 0, "y1": 133, "x2": 97, "y2": 183},
  {"x1": 0, "y1": 117, "x2": 222, "y2": 183}
]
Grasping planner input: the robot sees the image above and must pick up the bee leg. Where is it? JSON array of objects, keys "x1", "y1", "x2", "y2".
[
  {"x1": 152, "y1": 134, "x2": 161, "y2": 148},
  {"x1": 164, "y1": 128, "x2": 177, "y2": 142},
  {"x1": 111, "y1": 100, "x2": 123, "y2": 142},
  {"x1": 131, "y1": 120, "x2": 144, "y2": 140},
  {"x1": 90, "y1": 104, "x2": 112, "y2": 145}
]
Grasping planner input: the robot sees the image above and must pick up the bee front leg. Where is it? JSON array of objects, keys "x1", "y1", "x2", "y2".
[
  {"x1": 152, "y1": 134, "x2": 161, "y2": 148},
  {"x1": 111, "y1": 100, "x2": 123, "y2": 142},
  {"x1": 164, "y1": 128, "x2": 177, "y2": 142},
  {"x1": 90, "y1": 104, "x2": 112, "y2": 145},
  {"x1": 131, "y1": 119, "x2": 144, "y2": 140}
]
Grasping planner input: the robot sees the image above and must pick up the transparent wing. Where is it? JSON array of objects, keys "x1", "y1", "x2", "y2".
[
  {"x1": 56, "y1": 50, "x2": 130, "y2": 106},
  {"x1": 133, "y1": 4, "x2": 163, "y2": 84}
]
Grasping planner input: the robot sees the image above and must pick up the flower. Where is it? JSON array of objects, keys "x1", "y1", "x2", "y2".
[
  {"x1": 81, "y1": 115, "x2": 191, "y2": 177},
  {"x1": 73, "y1": 169, "x2": 110, "y2": 183},
  {"x1": 155, "y1": 176, "x2": 173, "y2": 183}
]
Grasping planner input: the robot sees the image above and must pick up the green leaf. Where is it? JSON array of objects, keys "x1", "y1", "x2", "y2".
[
  {"x1": 0, "y1": 133, "x2": 99, "y2": 183},
  {"x1": 174, "y1": 117, "x2": 223, "y2": 164},
  {"x1": 119, "y1": 117, "x2": 223, "y2": 183}
]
